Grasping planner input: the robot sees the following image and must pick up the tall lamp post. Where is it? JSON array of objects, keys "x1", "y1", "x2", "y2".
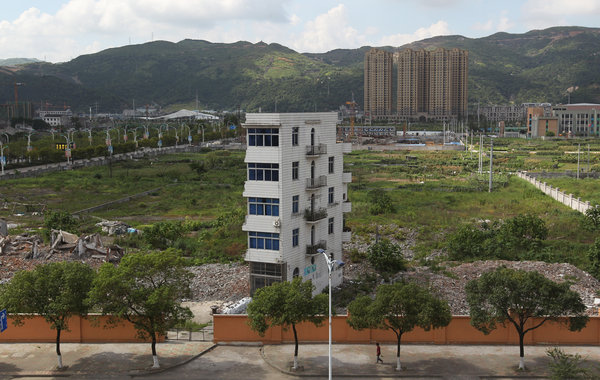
[{"x1": 317, "y1": 248, "x2": 344, "y2": 380}]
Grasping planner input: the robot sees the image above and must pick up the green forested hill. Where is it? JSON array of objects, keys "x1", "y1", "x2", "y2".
[{"x1": 0, "y1": 26, "x2": 599, "y2": 113}]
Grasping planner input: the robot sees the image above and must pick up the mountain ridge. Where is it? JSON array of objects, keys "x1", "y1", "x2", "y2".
[{"x1": 0, "y1": 26, "x2": 599, "y2": 114}]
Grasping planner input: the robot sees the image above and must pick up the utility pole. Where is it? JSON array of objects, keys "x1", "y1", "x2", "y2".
[
  {"x1": 577, "y1": 143, "x2": 580, "y2": 179},
  {"x1": 489, "y1": 138, "x2": 494, "y2": 192}
]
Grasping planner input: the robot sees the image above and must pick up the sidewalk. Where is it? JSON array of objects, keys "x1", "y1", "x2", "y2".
[
  {"x1": 0, "y1": 341, "x2": 215, "y2": 378},
  {"x1": 261, "y1": 343, "x2": 600, "y2": 378}
]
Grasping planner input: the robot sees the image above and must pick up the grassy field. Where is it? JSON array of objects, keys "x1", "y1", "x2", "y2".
[{"x1": 1, "y1": 139, "x2": 598, "y2": 270}]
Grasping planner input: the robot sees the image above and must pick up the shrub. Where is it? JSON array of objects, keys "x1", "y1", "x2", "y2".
[
  {"x1": 366, "y1": 239, "x2": 406, "y2": 278},
  {"x1": 546, "y1": 347, "x2": 590, "y2": 380},
  {"x1": 367, "y1": 189, "x2": 395, "y2": 215},
  {"x1": 143, "y1": 221, "x2": 185, "y2": 250}
]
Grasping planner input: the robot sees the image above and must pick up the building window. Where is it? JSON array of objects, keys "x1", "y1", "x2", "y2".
[
  {"x1": 328, "y1": 187, "x2": 334, "y2": 204},
  {"x1": 248, "y1": 163, "x2": 279, "y2": 181},
  {"x1": 292, "y1": 228, "x2": 299, "y2": 247},
  {"x1": 248, "y1": 198, "x2": 279, "y2": 216},
  {"x1": 328, "y1": 156, "x2": 334, "y2": 174},
  {"x1": 292, "y1": 127, "x2": 299, "y2": 146},
  {"x1": 292, "y1": 161, "x2": 299, "y2": 180},
  {"x1": 328, "y1": 217, "x2": 334, "y2": 234},
  {"x1": 292, "y1": 267, "x2": 300, "y2": 278},
  {"x1": 249, "y1": 231, "x2": 280, "y2": 251},
  {"x1": 247, "y1": 128, "x2": 279, "y2": 147},
  {"x1": 250, "y1": 262, "x2": 284, "y2": 295},
  {"x1": 292, "y1": 195, "x2": 299, "y2": 214}
]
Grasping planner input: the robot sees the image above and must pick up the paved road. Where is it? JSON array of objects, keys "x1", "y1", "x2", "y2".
[{"x1": 2, "y1": 342, "x2": 600, "y2": 379}]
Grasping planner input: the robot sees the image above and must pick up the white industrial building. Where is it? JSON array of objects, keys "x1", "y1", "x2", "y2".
[{"x1": 242, "y1": 112, "x2": 352, "y2": 295}]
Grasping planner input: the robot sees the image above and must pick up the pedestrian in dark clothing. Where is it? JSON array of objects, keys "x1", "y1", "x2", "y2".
[{"x1": 376, "y1": 342, "x2": 383, "y2": 363}]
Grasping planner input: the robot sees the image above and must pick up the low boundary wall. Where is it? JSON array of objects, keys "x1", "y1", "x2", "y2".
[
  {"x1": 517, "y1": 171, "x2": 596, "y2": 214},
  {"x1": 213, "y1": 315, "x2": 600, "y2": 345},
  {"x1": 0, "y1": 315, "x2": 161, "y2": 343}
]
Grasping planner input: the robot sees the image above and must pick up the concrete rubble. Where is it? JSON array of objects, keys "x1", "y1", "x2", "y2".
[
  {"x1": 95, "y1": 220, "x2": 131, "y2": 236},
  {"x1": 0, "y1": 231, "x2": 124, "y2": 283}
]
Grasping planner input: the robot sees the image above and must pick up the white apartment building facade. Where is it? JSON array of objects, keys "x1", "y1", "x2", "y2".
[{"x1": 242, "y1": 112, "x2": 352, "y2": 295}]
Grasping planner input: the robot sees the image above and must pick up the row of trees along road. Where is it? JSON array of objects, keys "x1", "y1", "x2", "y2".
[
  {"x1": 248, "y1": 267, "x2": 588, "y2": 372},
  {"x1": 0, "y1": 249, "x2": 192, "y2": 369}
]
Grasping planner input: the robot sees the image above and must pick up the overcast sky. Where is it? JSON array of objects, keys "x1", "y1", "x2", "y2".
[{"x1": 1, "y1": 0, "x2": 599, "y2": 63}]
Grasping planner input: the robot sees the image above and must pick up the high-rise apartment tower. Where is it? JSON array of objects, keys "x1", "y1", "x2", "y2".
[
  {"x1": 397, "y1": 48, "x2": 468, "y2": 120},
  {"x1": 364, "y1": 48, "x2": 393, "y2": 119}
]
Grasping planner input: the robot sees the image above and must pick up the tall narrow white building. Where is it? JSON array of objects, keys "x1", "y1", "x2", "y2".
[{"x1": 242, "y1": 112, "x2": 352, "y2": 294}]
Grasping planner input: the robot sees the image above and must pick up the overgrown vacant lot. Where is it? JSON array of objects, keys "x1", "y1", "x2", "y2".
[{"x1": 0, "y1": 140, "x2": 598, "y2": 271}]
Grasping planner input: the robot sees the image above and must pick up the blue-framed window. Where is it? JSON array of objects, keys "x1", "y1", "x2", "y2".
[
  {"x1": 247, "y1": 128, "x2": 279, "y2": 147},
  {"x1": 292, "y1": 195, "x2": 299, "y2": 214},
  {"x1": 292, "y1": 228, "x2": 299, "y2": 247},
  {"x1": 248, "y1": 198, "x2": 279, "y2": 216},
  {"x1": 328, "y1": 186, "x2": 335, "y2": 204},
  {"x1": 249, "y1": 231, "x2": 280, "y2": 251},
  {"x1": 248, "y1": 163, "x2": 279, "y2": 181}
]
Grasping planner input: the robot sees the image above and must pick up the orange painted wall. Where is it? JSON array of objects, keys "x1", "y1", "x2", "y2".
[
  {"x1": 213, "y1": 315, "x2": 600, "y2": 346},
  {"x1": 0, "y1": 315, "x2": 163, "y2": 343}
]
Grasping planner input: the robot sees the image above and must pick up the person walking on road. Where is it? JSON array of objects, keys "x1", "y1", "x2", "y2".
[{"x1": 376, "y1": 342, "x2": 383, "y2": 364}]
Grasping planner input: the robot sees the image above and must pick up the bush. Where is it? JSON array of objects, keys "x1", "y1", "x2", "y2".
[
  {"x1": 143, "y1": 221, "x2": 185, "y2": 250},
  {"x1": 546, "y1": 347, "x2": 590, "y2": 380},
  {"x1": 366, "y1": 239, "x2": 406, "y2": 277},
  {"x1": 367, "y1": 189, "x2": 395, "y2": 215},
  {"x1": 43, "y1": 210, "x2": 78, "y2": 234}
]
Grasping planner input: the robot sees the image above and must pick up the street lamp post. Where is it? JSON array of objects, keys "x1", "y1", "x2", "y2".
[{"x1": 317, "y1": 248, "x2": 344, "y2": 380}]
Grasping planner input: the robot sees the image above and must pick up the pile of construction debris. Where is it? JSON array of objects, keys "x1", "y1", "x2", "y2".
[{"x1": 0, "y1": 231, "x2": 124, "y2": 283}]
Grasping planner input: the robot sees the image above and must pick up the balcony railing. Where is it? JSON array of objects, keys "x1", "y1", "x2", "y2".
[
  {"x1": 306, "y1": 144, "x2": 327, "y2": 156},
  {"x1": 304, "y1": 207, "x2": 328, "y2": 222},
  {"x1": 306, "y1": 240, "x2": 327, "y2": 256},
  {"x1": 306, "y1": 175, "x2": 327, "y2": 190}
]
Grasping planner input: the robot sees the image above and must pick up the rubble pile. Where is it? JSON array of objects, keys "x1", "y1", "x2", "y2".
[
  {"x1": 0, "y1": 231, "x2": 124, "y2": 283},
  {"x1": 427, "y1": 260, "x2": 600, "y2": 316},
  {"x1": 187, "y1": 263, "x2": 249, "y2": 301}
]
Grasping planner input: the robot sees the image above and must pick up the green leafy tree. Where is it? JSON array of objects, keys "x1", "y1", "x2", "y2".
[
  {"x1": 43, "y1": 210, "x2": 78, "y2": 233},
  {"x1": 0, "y1": 261, "x2": 95, "y2": 368},
  {"x1": 366, "y1": 239, "x2": 406, "y2": 279},
  {"x1": 247, "y1": 277, "x2": 328, "y2": 370},
  {"x1": 587, "y1": 237, "x2": 600, "y2": 279},
  {"x1": 88, "y1": 249, "x2": 193, "y2": 368},
  {"x1": 347, "y1": 282, "x2": 451, "y2": 370},
  {"x1": 367, "y1": 189, "x2": 395, "y2": 215},
  {"x1": 466, "y1": 267, "x2": 588, "y2": 370},
  {"x1": 143, "y1": 221, "x2": 185, "y2": 250},
  {"x1": 496, "y1": 214, "x2": 548, "y2": 251},
  {"x1": 584, "y1": 207, "x2": 600, "y2": 232}
]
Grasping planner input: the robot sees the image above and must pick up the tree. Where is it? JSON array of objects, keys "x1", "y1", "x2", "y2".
[
  {"x1": 347, "y1": 282, "x2": 451, "y2": 370},
  {"x1": 88, "y1": 249, "x2": 193, "y2": 368},
  {"x1": 246, "y1": 277, "x2": 328, "y2": 370},
  {"x1": 43, "y1": 210, "x2": 78, "y2": 233},
  {"x1": 143, "y1": 221, "x2": 185, "y2": 250},
  {"x1": 0, "y1": 261, "x2": 95, "y2": 368},
  {"x1": 587, "y1": 237, "x2": 600, "y2": 280},
  {"x1": 367, "y1": 189, "x2": 395, "y2": 215},
  {"x1": 466, "y1": 267, "x2": 588, "y2": 370},
  {"x1": 366, "y1": 239, "x2": 406, "y2": 279},
  {"x1": 584, "y1": 207, "x2": 600, "y2": 231}
]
